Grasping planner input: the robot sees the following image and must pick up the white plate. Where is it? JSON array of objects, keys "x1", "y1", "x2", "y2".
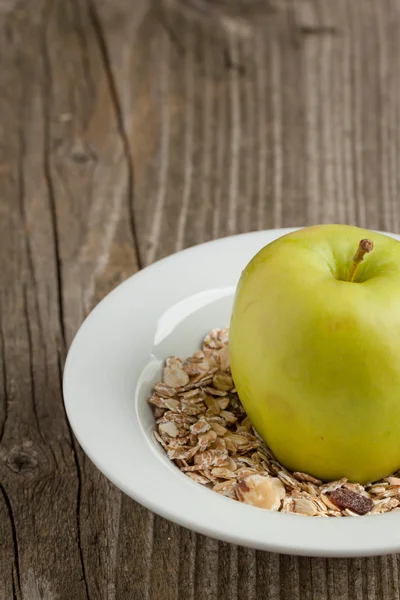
[{"x1": 64, "y1": 228, "x2": 400, "y2": 557}]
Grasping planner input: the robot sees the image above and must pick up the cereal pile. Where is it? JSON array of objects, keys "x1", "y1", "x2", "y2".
[{"x1": 149, "y1": 329, "x2": 400, "y2": 516}]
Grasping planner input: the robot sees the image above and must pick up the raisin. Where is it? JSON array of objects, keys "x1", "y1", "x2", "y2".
[{"x1": 330, "y1": 488, "x2": 374, "y2": 515}]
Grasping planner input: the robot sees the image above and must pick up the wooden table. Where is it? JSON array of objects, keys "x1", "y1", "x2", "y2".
[{"x1": 1, "y1": 0, "x2": 400, "y2": 598}]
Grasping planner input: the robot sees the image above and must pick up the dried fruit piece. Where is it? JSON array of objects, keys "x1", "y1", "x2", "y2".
[
  {"x1": 330, "y1": 488, "x2": 374, "y2": 515},
  {"x1": 236, "y1": 475, "x2": 285, "y2": 510}
]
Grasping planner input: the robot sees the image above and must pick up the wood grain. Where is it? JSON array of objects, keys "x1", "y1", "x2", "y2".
[{"x1": 1, "y1": 0, "x2": 400, "y2": 598}]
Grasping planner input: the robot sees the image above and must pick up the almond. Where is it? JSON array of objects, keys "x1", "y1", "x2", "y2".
[{"x1": 236, "y1": 475, "x2": 285, "y2": 510}]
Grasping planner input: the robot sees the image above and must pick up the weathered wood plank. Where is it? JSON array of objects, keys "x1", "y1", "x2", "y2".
[
  {"x1": 43, "y1": 1, "x2": 144, "y2": 598},
  {"x1": 0, "y1": 4, "x2": 88, "y2": 598},
  {"x1": 0, "y1": 0, "x2": 142, "y2": 598},
  {"x1": 98, "y1": 1, "x2": 400, "y2": 599}
]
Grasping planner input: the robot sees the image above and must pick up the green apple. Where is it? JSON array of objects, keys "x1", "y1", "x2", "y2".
[{"x1": 229, "y1": 224, "x2": 400, "y2": 483}]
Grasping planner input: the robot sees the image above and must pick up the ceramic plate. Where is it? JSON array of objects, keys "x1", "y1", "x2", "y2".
[{"x1": 63, "y1": 228, "x2": 400, "y2": 557}]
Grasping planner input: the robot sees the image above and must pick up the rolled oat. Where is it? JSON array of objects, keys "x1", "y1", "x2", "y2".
[{"x1": 149, "y1": 329, "x2": 400, "y2": 517}]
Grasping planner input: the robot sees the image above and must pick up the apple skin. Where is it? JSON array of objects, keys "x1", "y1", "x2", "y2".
[{"x1": 229, "y1": 224, "x2": 400, "y2": 483}]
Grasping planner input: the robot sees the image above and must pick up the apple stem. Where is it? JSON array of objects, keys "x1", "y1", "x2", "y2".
[{"x1": 347, "y1": 239, "x2": 374, "y2": 282}]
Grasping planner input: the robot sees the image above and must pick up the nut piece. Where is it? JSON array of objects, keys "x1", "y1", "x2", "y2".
[
  {"x1": 236, "y1": 475, "x2": 285, "y2": 510},
  {"x1": 330, "y1": 488, "x2": 374, "y2": 515}
]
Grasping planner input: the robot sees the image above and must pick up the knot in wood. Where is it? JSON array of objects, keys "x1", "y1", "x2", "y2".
[{"x1": 5, "y1": 446, "x2": 38, "y2": 474}]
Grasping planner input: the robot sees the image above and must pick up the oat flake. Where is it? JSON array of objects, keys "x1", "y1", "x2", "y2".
[{"x1": 149, "y1": 329, "x2": 400, "y2": 517}]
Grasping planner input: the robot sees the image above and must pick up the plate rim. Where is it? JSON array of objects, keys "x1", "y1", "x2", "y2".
[{"x1": 63, "y1": 227, "x2": 400, "y2": 557}]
